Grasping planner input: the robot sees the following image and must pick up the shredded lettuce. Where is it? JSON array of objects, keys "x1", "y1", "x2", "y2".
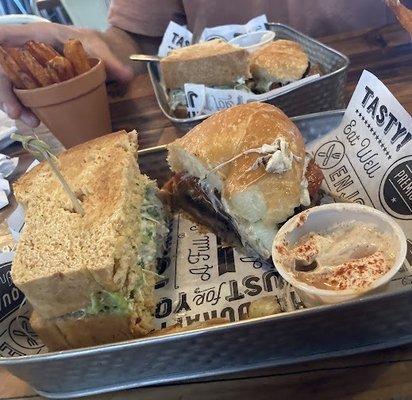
[
  {"x1": 167, "y1": 78, "x2": 252, "y2": 111},
  {"x1": 131, "y1": 182, "x2": 169, "y2": 308},
  {"x1": 62, "y1": 291, "x2": 132, "y2": 319},
  {"x1": 168, "y1": 89, "x2": 187, "y2": 112},
  {"x1": 85, "y1": 291, "x2": 132, "y2": 315},
  {"x1": 137, "y1": 183, "x2": 168, "y2": 270}
]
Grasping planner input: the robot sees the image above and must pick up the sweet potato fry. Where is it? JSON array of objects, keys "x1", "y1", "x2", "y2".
[
  {"x1": 385, "y1": 0, "x2": 412, "y2": 34},
  {"x1": 0, "y1": 46, "x2": 37, "y2": 89},
  {"x1": 6, "y1": 47, "x2": 22, "y2": 64},
  {"x1": 11, "y1": 46, "x2": 58, "y2": 84},
  {"x1": 47, "y1": 56, "x2": 74, "y2": 81},
  {"x1": 0, "y1": 46, "x2": 24, "y2": 88},
  {"x1": 17, "y1": 49, "x2": 55, "y2": 87},
  {"x1": 63, "y1": 39, "x2": 91, "y2": 75},
  {"x1": 46, "y1": 64, "x2": 60, "y2": 84},
  {"x1": 7, "y1": 47, "x2": 33, "y2": 75},
  {"x1": 25, "y1": 40, "x2": 59, "y2": 67}
]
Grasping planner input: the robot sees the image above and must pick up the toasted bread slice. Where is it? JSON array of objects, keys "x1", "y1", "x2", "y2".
[
  {"x1": 160, "y1": 39, "x2": 251, "y2": 89},
  {"x1": 30, "y1": 309, "x2": 140, "y2": 351}
]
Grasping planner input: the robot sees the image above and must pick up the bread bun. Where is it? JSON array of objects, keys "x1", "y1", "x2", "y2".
[
  {"x1": 250, "y1": 40, "x2": 309, "y2": 92},
  {"x1": 167, "y1": 103, "x2": 308, "y2": 257}
]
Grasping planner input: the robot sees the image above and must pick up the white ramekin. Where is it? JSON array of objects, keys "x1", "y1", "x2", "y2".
[
  {"x1": 229, "y1": 30, "x2": 276, "y2": 53},
  {"x1": 272, "y1": 203, "x2": 407, "y2": 307}
]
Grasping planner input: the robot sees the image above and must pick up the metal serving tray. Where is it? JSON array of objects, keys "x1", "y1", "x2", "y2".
[
  {"x1": 148, "y1": 23, "x2": 349, "y2": 132},
  {"x1": 2, "y1": 111, "x2": 412, "y2": 399}
]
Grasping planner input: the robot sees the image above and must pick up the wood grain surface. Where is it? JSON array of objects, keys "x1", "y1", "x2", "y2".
[{"x1": 0, "y1": 22, "x2": 411, "y2": 400}]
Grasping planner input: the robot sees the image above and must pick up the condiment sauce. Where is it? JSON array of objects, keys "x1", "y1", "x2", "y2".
[{"x1": 286, "y1": 221, "x2": 398, "y2": 291}]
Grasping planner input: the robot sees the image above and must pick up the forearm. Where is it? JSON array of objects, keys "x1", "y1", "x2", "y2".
[
  {"x1": 0, "y1": 21, "x2": 141, "y2": 126},
  {"x1": 2, "y1": 22, "x2": 161, "y2": 76},
  {"x1": 100, "y1": 27, "x2": 161, "y2": 75}
]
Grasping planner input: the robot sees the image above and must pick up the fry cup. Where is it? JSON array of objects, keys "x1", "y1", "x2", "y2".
[
  {"x1": 14, "y1": 58, "x2": 111, "y2": 148},
  {"x1": 272, "y1": 203, "x2": 407, "y2": 307}
]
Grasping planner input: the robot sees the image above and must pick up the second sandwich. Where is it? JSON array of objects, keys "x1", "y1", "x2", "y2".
[{"x1": 161, "y1": 103, "x2": 323, "y2": 260}]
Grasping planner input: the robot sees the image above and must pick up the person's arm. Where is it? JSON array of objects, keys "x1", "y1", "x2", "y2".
[
  {"x1": 0, "y1": 22, "x2": 140, "y2": 126},
  {"x1": 104, "y1": 0, "x2": 185, "y2": 73},
  {"x1": 100, "y1": 26, "x2": 162, "y2": 76},
  {"x1": 0, "y1": 21, "x2": 162, "y2": 127},
  {"x1": 0, "y1": 0, "x2": 182, "y2": 127}
]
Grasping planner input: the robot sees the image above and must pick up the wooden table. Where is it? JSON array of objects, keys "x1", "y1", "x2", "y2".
[{"x1": 1, "y1": 23, "x2": 411, "y2": 400}]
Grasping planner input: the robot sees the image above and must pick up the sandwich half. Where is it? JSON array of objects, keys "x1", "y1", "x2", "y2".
[
  {"x1": 161, "y1": 103, "x2": 323, "y2": 259},
  {"x1": 12, "y1": 131, "x2": 168, "y2": 350},
  {"x1": 250, "y1": 39, "x2": 309, "y2": 93},
  {"x1": 160, "y1": 39, "x2": 251, "y2": 115},
  {"x1": 160, "y1": 39, "x2": 251, "y2": 90}
]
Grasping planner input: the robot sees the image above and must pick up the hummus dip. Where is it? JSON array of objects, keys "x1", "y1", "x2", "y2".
[{"x1": 278, "y1": 221, "x2": 398, "y2": 291}]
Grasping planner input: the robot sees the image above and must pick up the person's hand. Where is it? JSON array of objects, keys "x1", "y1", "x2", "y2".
[{"x1": 0, "y1": 22, "x2": 134, "y2": 127}]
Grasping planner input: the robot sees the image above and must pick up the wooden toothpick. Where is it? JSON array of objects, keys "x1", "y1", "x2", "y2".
[{"x1": 12, "y1": 133, "x2": 85, "y2": 216}]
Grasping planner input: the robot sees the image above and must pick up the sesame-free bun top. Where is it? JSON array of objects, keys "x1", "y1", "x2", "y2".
[
  {"x1": 250, "y1": 40, "x2": 309, "y2": 92},
  {"x1": 167, "y1": 103, "x2": 307, "y2": 257}
]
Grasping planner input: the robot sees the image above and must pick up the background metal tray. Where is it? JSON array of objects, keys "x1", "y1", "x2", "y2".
[
  {"x1": 2, "y1": 111, "x2": 412, "y2": 399},
  {"x1": 148, "y1": 23, "x2": 349, "y2": 132}
]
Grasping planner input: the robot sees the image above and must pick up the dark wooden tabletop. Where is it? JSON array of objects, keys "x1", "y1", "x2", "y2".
[{"x1": 1, "y1": 22, "x2": 412, "y2": 400}]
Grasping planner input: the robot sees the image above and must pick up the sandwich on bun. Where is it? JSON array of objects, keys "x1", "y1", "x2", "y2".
[
  {"x1": 161, "y1": 103, "x2": 323, "y2": 259},
  {"x1": 250, "y1": 39, "x2": 309, "y2": 92}
]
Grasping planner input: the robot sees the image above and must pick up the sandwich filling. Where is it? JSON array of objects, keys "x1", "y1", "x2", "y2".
[
  {"x1": 161, "y1": 158, "x2": 323, "y2": 259},
  {"x1": 168, "y1": 77, "x2": 252, "y2": 113},
  {"x1": 253, "y1": 61, "x2": 323, "y2": 93}
]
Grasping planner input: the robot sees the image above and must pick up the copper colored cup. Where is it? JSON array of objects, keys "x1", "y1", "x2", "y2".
[{"x1": 14, "y1": 58, "x2": 111, "y2": 148}]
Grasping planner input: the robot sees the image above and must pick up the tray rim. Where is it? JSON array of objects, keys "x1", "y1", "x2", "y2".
[
  {"x1": 1, "y1": 108, "x2": 411, "y2": 366},
  {"x1": 1, "y1": 286, "x2": 412, "y2": 366},
  {"x1": 32, "y1": 332, "x2": 412, "y2": 399},
  {"x1": 148, "y1": 22, "x2": 350, "y2": 125}
]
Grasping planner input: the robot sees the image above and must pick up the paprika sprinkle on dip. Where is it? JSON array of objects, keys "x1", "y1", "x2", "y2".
[{"x1": 281, "y1": 221, "x2": 398, "y2": 291}]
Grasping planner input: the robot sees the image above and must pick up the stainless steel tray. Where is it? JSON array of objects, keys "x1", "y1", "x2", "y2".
[
  {"x1": 148, "y1": 23, "x2": 349, "y2": 132},
  {"x1": 2, "y1": 111, "x2": 412, "y2": 400}
]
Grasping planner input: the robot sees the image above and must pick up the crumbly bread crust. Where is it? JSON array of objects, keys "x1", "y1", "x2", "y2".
[
  {"x1": 167, "y1": 103, "x2": 306, "y2": 226},
  {"x1": 12, "y1": 131, "x2": 148, "y2": 319},
  {"x1": 250, "y1": 40, "x2": 309, "y2": 86},
  {"x1": 160, "y1": 39, "x2": 251, "y2": 89},
  {"x1": 30, "y1": 310, "x2": 136, "y2": 351}
]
